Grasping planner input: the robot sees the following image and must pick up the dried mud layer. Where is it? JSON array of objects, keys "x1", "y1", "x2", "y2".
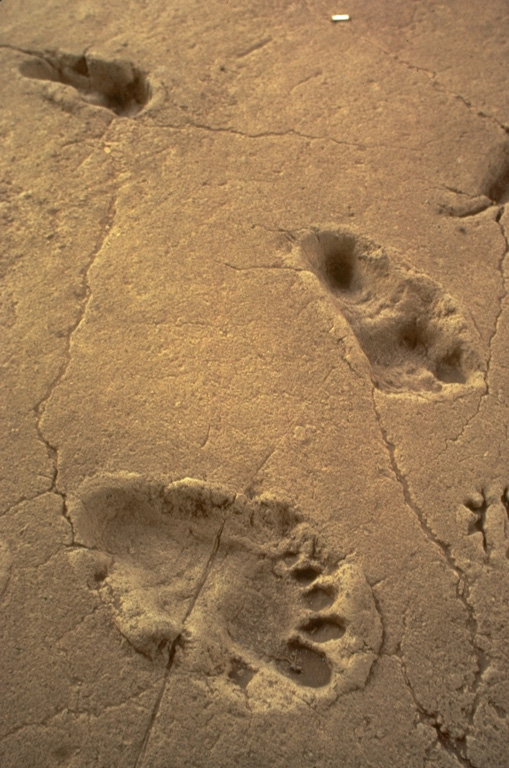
[{"x1": 1, "y1": 0, "x2": 509, "y2": 767}]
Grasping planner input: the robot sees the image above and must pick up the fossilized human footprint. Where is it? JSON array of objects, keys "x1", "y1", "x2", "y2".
[
  {"x1": 288, "y1": 228, "x2": 484, "y2": 393},
  {"x1": 67, "y1": 473, "x2": 382, "y2": 704}
]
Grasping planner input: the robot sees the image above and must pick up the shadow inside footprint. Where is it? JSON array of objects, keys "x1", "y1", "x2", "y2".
[
  {"x1": 275, "y1": 642, "x2": 332, "y2": 688},
  {"x1": 297, "y1": 229, "x2": 484, "y2": 393},
  {"x1": 300, "y1": 617, "x2": 345, "y2": 642},
  {"x1": 292, "y1": 564, "x2": 323, "y2": 584},
  {"x1": 19, "y1": 50, "x2": 150, "y2": 116},
  {"x1": 304, "y1": 586, "x2": 335, "y2": 610},
  {"x1": 320, "y1": 232, "x2": 359, "y2": 292},
  {"x1": 481, "y1": 141, "x2": 509, "y2": 204}
]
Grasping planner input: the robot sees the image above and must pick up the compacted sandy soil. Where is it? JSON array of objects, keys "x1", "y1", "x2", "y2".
[{"x1": 1, "y1": 1, "x2": 509, "y2": 766}]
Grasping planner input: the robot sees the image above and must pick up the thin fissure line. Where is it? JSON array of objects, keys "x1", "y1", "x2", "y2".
[
  {"x1": 33, "y1": 194, "x2": 117, "y2": 491},
  {"x1": 133, "y1": 519, "x2": 225, "y2": 768},
  {"x1": 371, "y1": 392, "x2": 483, "y2": 729},
  {"x1": 359, "y1": 34, "x2": 509, "y2": 136},
  {"x1": 243, "y1": 363, "x2": 338, "y2": 493}
]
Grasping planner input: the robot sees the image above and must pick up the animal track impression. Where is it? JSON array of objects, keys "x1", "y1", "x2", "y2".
[
  {"x1": 294, "y1": 229, "x2": 484, "y2": 393},
  {"x1": 19, "y1": 50, "x2": 150, "y2": 116},
  {"x1": 67, "y1": 473, "x2": 382, "y2": 705}
]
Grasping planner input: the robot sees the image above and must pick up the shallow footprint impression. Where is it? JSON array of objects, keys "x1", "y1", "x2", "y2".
[
  {"x1": 67, "y1": 473, "x2": 382, "y2": 704},
  {"x1": 19, "y1": 50, "x2": 150, "y2": 116},
  {"x1": 67, "y1": 473, "x2": 233, "y2": 659},
  {"x1": 294, "y1": 229, "x2": 484, "y2": 394}
]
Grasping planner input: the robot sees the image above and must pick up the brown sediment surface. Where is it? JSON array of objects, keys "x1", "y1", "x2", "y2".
[{"x1": 0, "y1": 1, "x2": 508, "y2": 766}]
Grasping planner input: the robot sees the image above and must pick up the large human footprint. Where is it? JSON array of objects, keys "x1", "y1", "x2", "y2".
[
  {"x1": 67, "y1": 473, "x2": 382, "y2": 701},
  {"x1": 291, "y1": 229, "x2": 484, "y2": 393}
]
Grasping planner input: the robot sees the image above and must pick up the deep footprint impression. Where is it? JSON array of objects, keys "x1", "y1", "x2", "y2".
[
  {"x1": 295, "y1": 229, "x2": 484, "y2": 393},
  {"x1": 19, "y1": 50, "x2": 150, "y2": 116},
  {"x1": 67, "y1": 473, "x2": 382, "y2": 702}
]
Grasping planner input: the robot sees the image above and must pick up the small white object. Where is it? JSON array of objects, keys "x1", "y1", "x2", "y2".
[{"x1": 331, "y1": 14, "x2": 351, "y2": 21}]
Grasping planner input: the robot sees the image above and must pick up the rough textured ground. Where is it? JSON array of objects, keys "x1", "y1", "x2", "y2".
[{"x1": 1, "y1": 1, "x2": 509, "y2": 766}]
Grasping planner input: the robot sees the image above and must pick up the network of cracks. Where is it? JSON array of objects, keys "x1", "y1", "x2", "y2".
[{"x1": 4, "y1": 36, "x2": 508, "y2": 768}]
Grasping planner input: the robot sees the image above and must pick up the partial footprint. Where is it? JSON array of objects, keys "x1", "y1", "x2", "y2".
[
  {"x1": 481, "y1": 141, "x2": 509, "y2": 205},
  {"x1": 293, "y1": 229, "x2": 484, "y2": 393},
  {"x1": 67, "y1": 473, "x2": 382, "y2": 704},
  {"x1": 457, "y1": 486, "x2": 509, "y2": 569},
  {"x1": 439, "y1": 142, "x2": 509, "y2": 217},
  {"x1": 214, "y1": 529, "x2": 382, "y2": 699},
  {"x1": 19, "y1": 50, "x2": 150, "y2": 116},
  {"x1": 67, "y1": 473, "x2": 234, "y2": 659}
]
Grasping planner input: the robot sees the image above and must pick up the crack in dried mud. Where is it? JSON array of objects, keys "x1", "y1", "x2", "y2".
[
  {"x1": 35, "y1": 193, "x2": 117, "y2": 428},
  {"x1": 361, "y1": 35, "x2": 509, "y2": 136},
  {"x1": 433, "y1": 204, "x2": 508, "y2": 460},
  {"x1": 371, "y1": 391, "x2": 454, "y2": 563},
  {"x1": 242, "y1": 364, "x2": 338, "y2": 494},
  {"x1": 481, "y1": 206, "x2": 509, "y2": 394},
  {"x1": 149, "y1": 119, "x2": 428, "y2": 154},
  {"x1": 370, "y1": 390, "x2": 483, "y2": 746},
  {"x1": 2, "y1": 488, "x2": 57, "y2": 516},
  {"x1": 393, "y1": 611, "x2": 476, "y2": 768},
  {"x1": 31, "y1": 194, "x2": 117, "y2": 532},
  {"x1": 431, "y1": 727, "x2": 476, "y2": 768},
  {"x1": 133, "y1": 521, "x2": 225, "y2": 768}
]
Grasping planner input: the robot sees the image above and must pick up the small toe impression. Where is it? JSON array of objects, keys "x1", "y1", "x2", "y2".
[{"x1": 300, "y1": 616, "x2": 346, "y2": 642}]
